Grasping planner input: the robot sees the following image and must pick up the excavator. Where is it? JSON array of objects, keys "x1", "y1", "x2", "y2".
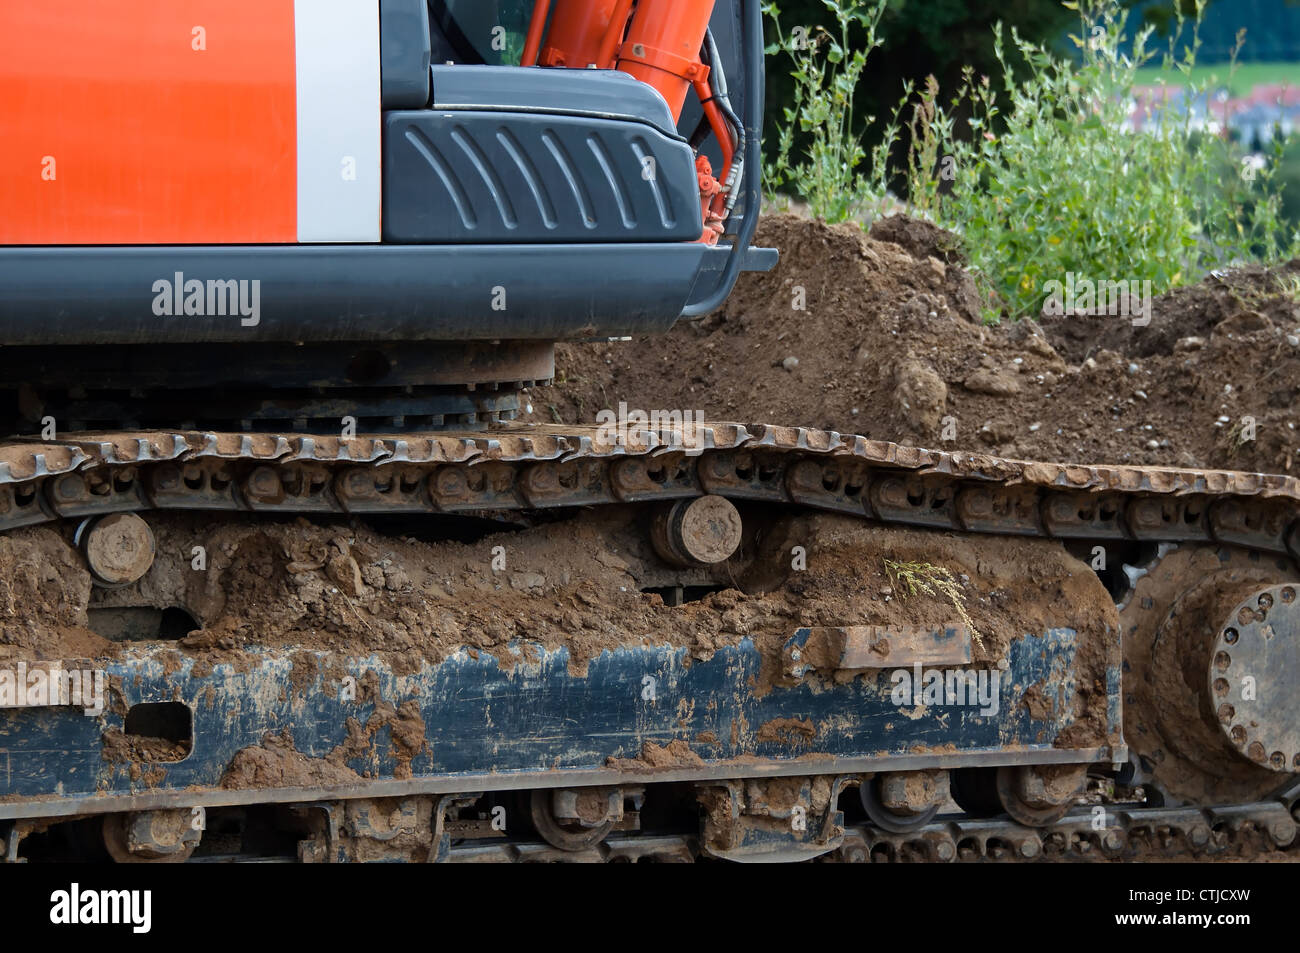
[{"x1": 0, "y1": 0, "x2": 1295, "y2": 863}]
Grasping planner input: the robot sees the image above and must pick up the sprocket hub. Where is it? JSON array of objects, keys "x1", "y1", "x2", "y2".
[{"x1": 1121, "y1": 544, "x2": 1300, "y2": 805}]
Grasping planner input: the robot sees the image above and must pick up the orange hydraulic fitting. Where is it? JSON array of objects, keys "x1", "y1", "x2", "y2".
[{"x1": 695, "y1": 155, "x2": 725, "y2": 244}]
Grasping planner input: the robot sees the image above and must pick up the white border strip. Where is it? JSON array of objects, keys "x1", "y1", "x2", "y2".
[{"x1": 294, "y1": 0, "x2": 381, "y2": 242}]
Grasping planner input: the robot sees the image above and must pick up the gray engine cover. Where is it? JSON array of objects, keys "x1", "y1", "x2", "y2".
[{"x1": 383, "y1": 109, "x2": 702, "y2": 243}]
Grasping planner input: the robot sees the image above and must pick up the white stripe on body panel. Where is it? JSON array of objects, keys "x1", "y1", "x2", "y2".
[{"x1": 295, "y1": 0, "x2": 381, "y2": 242}]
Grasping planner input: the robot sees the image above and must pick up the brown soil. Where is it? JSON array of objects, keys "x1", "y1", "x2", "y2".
[
  {"x1": 222, "y1": 728, "x2": 365, "y2": 790},
  {"x1": 221, "y1": 679, "x2": 431, "y2": 789},
  {"x1": 0, "y1": 530, "x2": 105, "y2": 664},
  {"x1": 100, "y1": 728, "x2": 191, "y2": 765},
  {"x1": 523, "y1": 213, "x2": 1300, "y2": 475},
  {"x1": 607, "y1": 738, "x2": 706, "y2": 770},
  {"x1": 756, "y1": 717, "x2": 817, "y2": 744}
]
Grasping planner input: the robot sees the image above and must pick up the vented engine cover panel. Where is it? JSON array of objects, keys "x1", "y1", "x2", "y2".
[{"x1": 383, "y1": 110, "x2": 701, "y2": 243}]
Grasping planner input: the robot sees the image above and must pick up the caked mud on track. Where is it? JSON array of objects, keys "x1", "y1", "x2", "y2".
[{"x1": 3, "y1": 505, "x2": 1114, "y2": 693}]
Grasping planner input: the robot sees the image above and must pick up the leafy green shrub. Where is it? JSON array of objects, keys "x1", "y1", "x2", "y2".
[
  {"x1": 904, "y1": 0, "x2": 1299, "y2": 318},
  {"x1": 760, "y1": 0, "x2": 1078, "y2": 202},
  {"x1": 763, "y1": 0, "x2": 1300, "y2": 319}
]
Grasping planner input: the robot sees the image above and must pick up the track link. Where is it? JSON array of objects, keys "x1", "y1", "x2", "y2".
[{"x1": 1, "y1": 423, "x2": 1297, "y2": 561}]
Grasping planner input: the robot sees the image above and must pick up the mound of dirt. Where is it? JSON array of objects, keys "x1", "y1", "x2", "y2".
[{"x1": 521, "y1": 213, "x2": 1300, "y2": 474}]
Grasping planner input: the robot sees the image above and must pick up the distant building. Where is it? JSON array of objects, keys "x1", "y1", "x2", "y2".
[{"x1": 1122, "y1": 0, "x2": 1299, "y2": 142}]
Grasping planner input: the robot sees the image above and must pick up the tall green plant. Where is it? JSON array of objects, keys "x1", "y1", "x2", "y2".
[
  {"x1": 762, "y1": 0, "x2": 894, "y2": 222},
  {"x1": 904, "y1": 0, "x2": 1300, "y2": 318}
]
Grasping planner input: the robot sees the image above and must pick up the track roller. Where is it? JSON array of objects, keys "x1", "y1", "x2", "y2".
[
  {"x1": 995, "y1": 765, "x2": 1087, "y2": 827},
  {"x1": 859, "y1": 770, "x2": 946, "y2": 833},
  {"x1": 75, "y1": 513, "x2": 155, "y2": 587},
  {"x1": 650, "y1": 495, "x2": 743, "y2": 567},
  {"x1": 529, "y1": 787, "x2": 623, "y2": 852},
  {"x1": 102, "y1": 810, "x2": 199, "y2": 863}
]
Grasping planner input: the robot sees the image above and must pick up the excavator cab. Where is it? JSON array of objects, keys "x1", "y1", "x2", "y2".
[{"x1": 0, "y1": 0, "x2": 768, "y2": 434}]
